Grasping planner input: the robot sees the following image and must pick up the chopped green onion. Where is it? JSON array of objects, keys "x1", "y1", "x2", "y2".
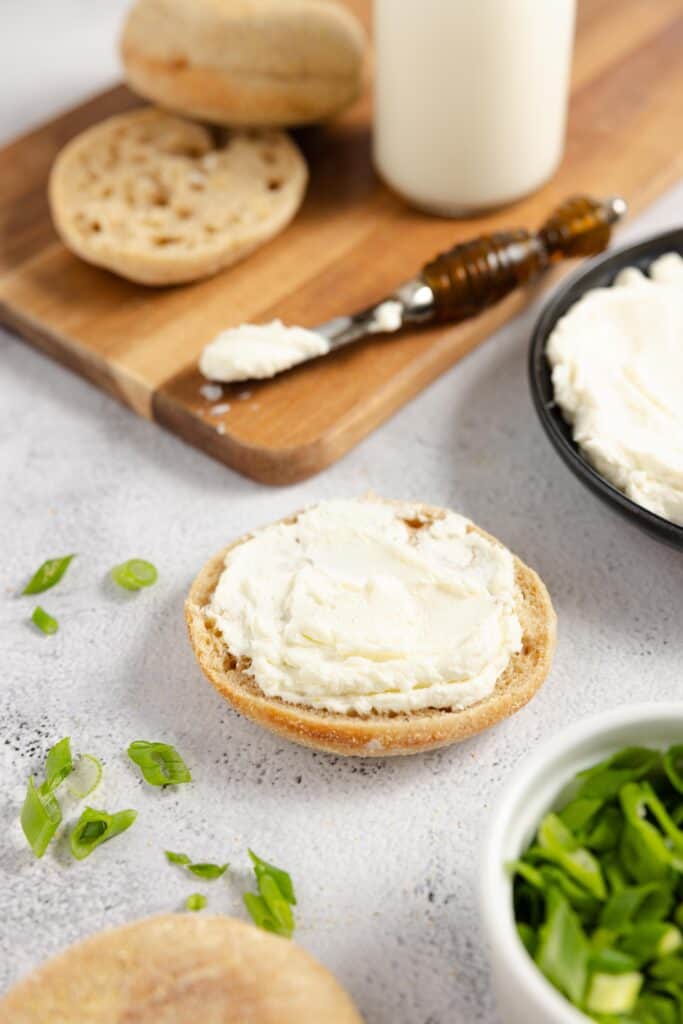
[
  {"x1": 244, "y1": 850, "x2": 296, "y2": 938},
  {"x1": 249, "y1": 849, "x2": 297, "y2": 905},
  {"x1": 31, "y1": 606, "x2": 58, "y2": 635},
  {"x1": 69, "y1": 806, "x2": 137, "y2": 860},
  {"x1": 127, "y1": 741, "x2": 191, "y2": 786},
  {"x1": 588, "y1": 948, "x2": 639, "y2": 975},
  {"x1": 576, "y1": 747, "x2": 660, "y2": 800},
  {"x1": 586, "y1": 970, "x2": 643, "y2": 1015},
  {"x1": 664, "y1": 746, "x2": 683, "y2": 794},
  {"x1": 517, "y1": 923, "x2": 538, "y2": 957},
  {"x1": 185, "y1": 893, "x2": 207, "y2": 912},
  {"x1": 558, "y1": 796, "x2": 603, "y2": 834},
  {"x1": 23, "y1": 555, "x2": 75, "y2": 595},
  {"x1": 165, "y1": 850, "x2": 227, "y2": 879},
  {"x1": 244, "y1": 893, "x2": 278, "y2": 933},
  {"x1": 41, "y1": 737, "x2": 73, "y2": 794},
  {"x1": 165, "y1": 850, "x2": 191, "y2": 865},
  {"x1": 620, "y1": 782, "x2": 683, "y2": 882},
  {"x1": 66, "y1": 754, "x2": 102, "y2": 799},
  {"x1": 535, "y1": 887, "x2": 589, "y2": 1005},
  {"x1": 635, "y1": 991, "x2": 680, "y2": 1024},
  {"x1": 164, "y1": 847, "x2": 227, "y2": 880},
  {"x1": 513, "y1": 745, "x2": 683, "y2": 1020},
  {"x1": 535, "y1": 813, "x2": 607, "y2": 899},
  {"x1": 619, "y1": 922, "x2": 683, "y2": 965},
  {"x1": 111, "y1": 559, "x2": 158, "y2": 591},
  {"x1": 650, "y1": 955, "x2": 683, "y2": 984},
  {"x1": 508, "y1": 859, "x2": 544, "y2": 889},
  {"x1": 601, "y1": 883, "x2": 673, "y2": 930},
  {"x1": 258, "y1": 873, "x2": 295, "y2": 937},
  {"x1": 187, "y1": 862, "x2": 228, "y2": 880},
  {"x1": 538, "y1": 864, "x2": 601, "y2": 919},
  {"x1": 21, "y1": 777, "x2": 62, "y2": 858}
]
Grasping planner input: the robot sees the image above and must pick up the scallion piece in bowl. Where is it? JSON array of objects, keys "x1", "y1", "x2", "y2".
[{"x1": 511, "y1": 744, "x2": 683, "y2": 1020}]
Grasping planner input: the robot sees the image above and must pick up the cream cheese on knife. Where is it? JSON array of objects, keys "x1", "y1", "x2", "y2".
[
  {"x1": 547, "y1": 252, "x2": 683, "y2": 526},
  {"x1": 199, "y1": 320, "x2": 330, "y2": 382}
]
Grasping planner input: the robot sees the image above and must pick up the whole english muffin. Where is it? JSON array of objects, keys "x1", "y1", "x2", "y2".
[
  {"x1": 48, "y1": 107, "x2": 308, "y2": 285},
  {"x1": 121, "y1": 0, "x2": 367, "y2": 126},
  {"x1": 0, "y1": 914, "x2": 363, "y2": 1023},
  {"x1": 185, "y1": 498, "x2": 557, "y2": 756}
]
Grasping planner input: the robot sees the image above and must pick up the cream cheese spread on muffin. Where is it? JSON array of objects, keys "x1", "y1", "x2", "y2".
[
  {"x1": 206, "y1": 500, "x2": 522, "y2": 714},
  {"x1": 547, "y1": 252, "x2": 683, "y2": 525}
]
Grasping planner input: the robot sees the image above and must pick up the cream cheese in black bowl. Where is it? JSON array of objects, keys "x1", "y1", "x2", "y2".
[{"x1": 529, "y1": 227, "x2": 683, "y2": 550}]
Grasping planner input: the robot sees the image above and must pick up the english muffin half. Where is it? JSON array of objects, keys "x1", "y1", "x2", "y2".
[
  {"x1": 48, "y1": 107, "x2": 307, "y2": 285},
  {"x1": 121, "y1": 0, "x2": 367, "y2": 126},
  {"x1": 0, "y1": 914, "x2": 363, "y2": 1024},
  {"x1": 186, "y1": 498, "x2": 556, "y2": 756}
]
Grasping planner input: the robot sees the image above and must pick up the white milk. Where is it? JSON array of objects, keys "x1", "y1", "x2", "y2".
[{"x1": 373, "y1": 0, "x2": 576, "y2": 215}]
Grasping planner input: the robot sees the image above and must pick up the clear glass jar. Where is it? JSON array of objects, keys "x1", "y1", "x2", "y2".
[{"x1": 373, "y1": 0, "x2": 576, "y2": 216}]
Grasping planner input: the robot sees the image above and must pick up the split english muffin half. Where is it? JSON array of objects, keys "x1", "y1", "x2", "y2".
[
  {"x1": 48, "y1": 107, "x2": 307, "y2": 285},
  {"x1": 186, "y1": 498, "x2": 557, "y2": 756},
  {"x1": 120, "y1": 0, "x2": 368, "y2": 126},
  {"x1": 0, "y1": 914, "x2": 363, "y2": 1023}
]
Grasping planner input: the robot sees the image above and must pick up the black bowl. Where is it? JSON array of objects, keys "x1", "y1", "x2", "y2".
[{"x1": 529, "y1": 227, "x2": 683, "y2": 550}]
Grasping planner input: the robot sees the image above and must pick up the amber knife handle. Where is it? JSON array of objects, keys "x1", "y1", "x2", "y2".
[{"x1": 420, "y1": 195, "x2": 627, "y2": 323}]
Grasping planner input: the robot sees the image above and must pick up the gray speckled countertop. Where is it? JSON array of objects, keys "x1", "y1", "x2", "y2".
[{"x1": 1, "y1": 4, "x2": 682, "y2": 1021}]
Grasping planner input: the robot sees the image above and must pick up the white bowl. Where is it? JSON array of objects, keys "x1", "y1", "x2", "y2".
[{"x1": 480, "y1": 703, "x2": 683, "y2": 1024}]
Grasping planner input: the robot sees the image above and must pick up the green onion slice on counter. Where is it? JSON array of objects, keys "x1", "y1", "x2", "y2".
[
  {"x1": 511, "y1": 745, "x2": 683, "y2": 1020},
  {"x1": 187, "y1": 862, "x2": 228, "y2": 880},
  {"x1": 244, "y1": 893, "x2": 275, "y2": 934},
  {"x1": 244, "y1": 850, "x2": 296, "y2": 938},
  {"x1": 165, "y1": 850, "x2": 227, "y2": 878},
  {"x1": 41, "y1": 737, "x2": 73, "y2": 794},
  {"x1": 165, "y1": 850, "x2": 192, "y2": 865},
  {"x1": 67, "y1": 754, "x2": 103, "y2": 799},
  {"x1": 21, "y1": 778, "x2": 62, "y2": 858},
  {"x1": 69, "y1": 806, "x2": 137, "y2": 860},
  {"x1": 127, "y1": 741, "x2": 191, "y2": 786},
  {"x1": 23, "y1": 555, "x2": 75, "y2": 595},
  {"x1": 31, "y1": 606, "x2": 58, "y2": 635},
  {"x1": 185, "y1": 893, "x2": 207, "y2": 912},
  {"x1": 249, "y1": 849, "x2": 297, "y2": 905},
  {"x1": 110, "y1": 559, "x2": 158, "y2": 591}
]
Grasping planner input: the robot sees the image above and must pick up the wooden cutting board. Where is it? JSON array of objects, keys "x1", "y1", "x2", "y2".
[{"x1": 1, "y1": 0, "x2": 682, "y2": 484}]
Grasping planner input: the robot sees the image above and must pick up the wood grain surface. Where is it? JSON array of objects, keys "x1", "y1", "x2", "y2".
[{"x1": 1, "y1": 0, "x2": 682, "y2": 483}]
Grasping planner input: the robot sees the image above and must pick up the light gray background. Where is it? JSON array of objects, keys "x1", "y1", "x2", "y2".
[{"x1": 1, "y1": 3, "x2": 681, "y2": 1021}]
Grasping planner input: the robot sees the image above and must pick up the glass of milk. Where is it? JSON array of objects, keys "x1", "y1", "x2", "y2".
[{"x1": 373, "y1": 0, "x2": 576, "y2": 216}]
